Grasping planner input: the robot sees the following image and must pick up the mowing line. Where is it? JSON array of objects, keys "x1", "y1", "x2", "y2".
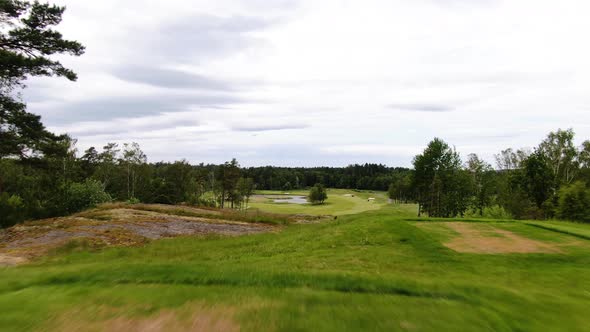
[{"x1": 523, "y1": 223, "x2": 590, "y2": 241}]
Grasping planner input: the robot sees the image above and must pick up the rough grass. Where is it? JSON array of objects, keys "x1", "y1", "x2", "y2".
[{"x1": 0, "y1": 204, "x2": 589, "y2": 331}]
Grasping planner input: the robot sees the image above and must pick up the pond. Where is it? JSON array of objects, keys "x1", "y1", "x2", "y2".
[{"x1": 272, "y1": 195, "x2": 308, "y2": 204}]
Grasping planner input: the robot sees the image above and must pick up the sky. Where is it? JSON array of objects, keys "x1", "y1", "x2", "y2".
[{"x1": 24, "y1": 0, "x2": 590, "y2": 167}]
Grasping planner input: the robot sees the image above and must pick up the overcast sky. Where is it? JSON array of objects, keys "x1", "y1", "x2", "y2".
[{"x1": 24, "y1": 0, "x2": 590, "y2": 167}]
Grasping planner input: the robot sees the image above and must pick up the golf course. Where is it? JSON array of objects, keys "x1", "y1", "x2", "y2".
[{"x1": 1, "y1": 190, "x2": 589, "y2": 331}]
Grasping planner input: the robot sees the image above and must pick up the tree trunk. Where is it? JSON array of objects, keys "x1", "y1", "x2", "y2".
[{"x1": 127, "y1": 163, "x2": 130, "y2": 200}]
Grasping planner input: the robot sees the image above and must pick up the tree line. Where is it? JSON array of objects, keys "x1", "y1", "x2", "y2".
[
  {"x1": 411, "y1": 129, "x2": 590, "y2": 222},
  {"x1": 0, "y1": 138, "x2": 412, "y2": 227},
  {"x1": 242, "y1": 164, "x2": 411, "y2": 192}
]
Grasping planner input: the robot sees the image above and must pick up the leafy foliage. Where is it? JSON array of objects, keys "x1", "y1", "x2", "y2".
[
  {"x1": 65, "y1": 180, "x2": 111, "y2": 214},
  {"x1": 0, "y1": 0, "x2": 84, "y2": 159},
  {"x1": 0, "y1": 0, "x2": 85, "y2": 87},
  {"x1": 556, "y1": 181, "x2": 590, "y2": 222},
  {"x1": 0, "y1": 192, "x2": 24, "y2": 227},
  {"x1": 413, "y1": 138, "x2": 471, "y2": 217},
  {"x1": 308, "y1": 183, "x2": 328, "y2": 204}
]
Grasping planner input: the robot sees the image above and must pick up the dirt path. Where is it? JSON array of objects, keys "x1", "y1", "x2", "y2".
[{"x1": 443, "y1": 222, "x2": 562, "y2": 254}]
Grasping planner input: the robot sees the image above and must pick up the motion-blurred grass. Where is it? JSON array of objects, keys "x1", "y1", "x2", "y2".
[{"x1": 0, "y1": 204, "x2": 589, "y2": 331}]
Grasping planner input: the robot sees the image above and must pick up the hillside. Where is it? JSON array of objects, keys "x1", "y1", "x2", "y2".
[{"x1": 1, "y1": 203, "x2": 589, "y2": 331}]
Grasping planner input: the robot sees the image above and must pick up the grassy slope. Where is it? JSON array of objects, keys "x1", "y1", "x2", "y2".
[
  {"x1": 523, "y1": 220, "x2": 590, "y2": 239},
  {"x1": 0, "y1": 205, "x2": 589, "y2": 331},
  {"x1": 249, "y1": 189, "x2": 388, "y2": 216}
]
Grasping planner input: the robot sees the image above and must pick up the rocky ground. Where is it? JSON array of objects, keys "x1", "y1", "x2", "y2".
[{"x1": 0, "y1": 204, "x2": 276, "y2": 266}]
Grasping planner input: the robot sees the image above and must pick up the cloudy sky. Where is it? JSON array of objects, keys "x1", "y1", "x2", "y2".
[{"x1": 25, "y1": 0, "x2": 590, "y2": 167}]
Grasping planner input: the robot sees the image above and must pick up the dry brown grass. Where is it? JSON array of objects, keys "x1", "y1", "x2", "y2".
[
  {"x1": 51, "y1": 304, "x2": 239, "y2": 332},
  {"x1": 0, "y1": 253, "x2": 27, "y2": 266},
  {"x1": 442, "y1": 222, "x2": 562, "y2": 254}
]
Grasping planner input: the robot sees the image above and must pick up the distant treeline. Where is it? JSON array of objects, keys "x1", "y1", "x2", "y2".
[
  {"x1": 0, "y1": 144, "x2": 412, "y2": 227},
  {"x1": 242, "y1": 164, "x2": 411, "y2": 191},
  {"x1": 2, "y1": 128, "x2": 590, "y2": 227}
]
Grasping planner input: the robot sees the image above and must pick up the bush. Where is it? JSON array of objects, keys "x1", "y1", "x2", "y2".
[
  {"x1": 66, "y1": 180, "x2": 112, "y2": 213},
  {"x1": 308, "y1": 183, "x2": 328, "y2": 204},
  {"x1": 465, "y1": 205, "x2": 513, "y2": 220},
  {"x1": 0, "y1": 193, "x2": 25, "y2": 228},
  {"x1": 186, "y1": 194, "x2": 216, "y2": 207},
  {"x1": 556, "y1": 181, "x2": 590, "y2": 222},
  {"x1": 126, "y1": 197, "x2": 141, "y2": 205}
]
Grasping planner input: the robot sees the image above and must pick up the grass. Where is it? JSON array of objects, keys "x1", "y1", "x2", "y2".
[
  {"x1": 249, "y1": 189, "x2": 387, "y2": 216},
  {"x1": 523, "y1": 220, "x2": 590, "y2": 240},
  {"x1": 0, "y1": 204, "x2": 589, "y2": 331}
]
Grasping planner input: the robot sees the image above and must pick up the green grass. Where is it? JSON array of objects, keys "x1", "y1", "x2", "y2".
[
  {"x1": 249, "y1": 189, "x2": 388, "y2": 216},
  {"x1": 1, "y1": 204, "x2": 589, "y2": 331},
  {"x1": 523, "y1": 220, "x2": 590, "y2": 240}
]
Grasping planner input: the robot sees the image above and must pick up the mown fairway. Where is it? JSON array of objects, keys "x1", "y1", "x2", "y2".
[
  {"x1": 1, "y1": 204, "x2": 589, "y2": 331},
  {"x1": 249, "y1": 189, "x2": 388, "y2": 216}
]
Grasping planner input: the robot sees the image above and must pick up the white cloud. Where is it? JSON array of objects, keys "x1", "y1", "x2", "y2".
[{"x1": 23, "y1": 0, "x2": 590, "y2": 166}]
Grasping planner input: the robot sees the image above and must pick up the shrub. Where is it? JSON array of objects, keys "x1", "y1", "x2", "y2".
[
  {"x1": 126, "y1": 197, "x2": 141, "y2": 205},
  {"x1": 556, "y1": 181, "x2": 590, "y2": 222},
  {"x1": 66, "y1": 180, "x2": 112, "y2": 213},
  {"x1": 465, "y1": 205, "x2": 513, "y2": 220},
  {"x1": 0, "y1": 193, "x2": 25, "y2": 228}
]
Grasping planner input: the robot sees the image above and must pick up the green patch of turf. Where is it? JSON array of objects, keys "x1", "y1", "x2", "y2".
[
  {"x1": 523, "y1": 221, "x2": 590, "y2": 240},
  {"x1": 249, "y1": 189, "x2": 389, "y2": 216}
]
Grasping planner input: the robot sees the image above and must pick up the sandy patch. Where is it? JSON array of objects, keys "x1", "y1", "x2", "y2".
[{"x1": 442, "y1": 222, "x2": 562, "y2": 254}]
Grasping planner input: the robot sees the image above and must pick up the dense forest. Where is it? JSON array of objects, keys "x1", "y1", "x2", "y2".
[{"x1": 1, "y1": 1, "x2": 590, "y2": 227}]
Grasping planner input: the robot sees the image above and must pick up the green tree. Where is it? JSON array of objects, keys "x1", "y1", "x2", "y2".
[
  {"x1": 413, "y1": 138, "x2": 469, "y2": 217},
  {"x1": 94, "y1": 143, "x2": 119, "y2": 190},
  {"x1": 538, "y1": 128, "x2": 579, "y2": 186},
  {"x1": 0, "y1": 192, "x2": 24, "y2": 228},
  {"x1": 122, "y1": 142, "x2": 147, "y2": 200},
  {"x1": 579, "y1": 141, "x2": 590, "y2": 168},
  {"x1": 523, "y1": 150, "x2": 554, "y2": 212},
  {"x1": 556, "y1": 181, "x2": 590, "y2": 222},
  {"x1": 465, "y1": 153, "x2": 496, "y2": 216},
  {"x1": 308, "y1": 183, "x2": 327, "y2": 204},
  {"x1": 236, "y1": 177, "x2": 255, "y2": 210},
  {"x1": 494, "y1": 148, "x2": 530, "y2": 171},
  {"x1": 0, "y1": 0, "x2": 84, "y2": 158},
  {"x1": 388, "y1": 171, "x2": 412, "y2": 203},
  {"x1": 216, "y1": 158, "x2": 241, "y2": 208},
  {"x1": 65, "y1": 179, "x2": 111, "y2": 214}
]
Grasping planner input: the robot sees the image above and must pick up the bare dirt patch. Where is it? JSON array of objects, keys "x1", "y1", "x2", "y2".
[
  {"x1": 0, "y1": 253, "x2": 27, "y2": 266},
  {"x1": 0, "y1": 205, "x2": 276, "y2": 265},
  {"x1": 442, "y1": 222, "x2": 562, "y2": 254},
  {"x1": 53, "y1": 304, "x2": 239, "y2": 332}
]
